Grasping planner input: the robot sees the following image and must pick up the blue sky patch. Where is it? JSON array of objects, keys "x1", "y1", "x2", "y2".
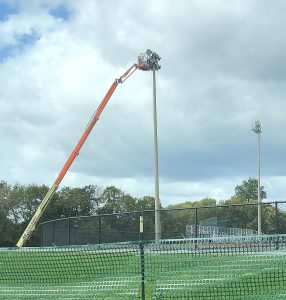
[
  {"x1": 0, "y1": 30, "x2": 40, "y2": 62},
  {"x1": 50, "y1": 4, "x2": 71, "y2": 21},
  {"x1": 0, "y1": 44, "x2": 16, "y2": 62},
  {"x1": 16, "y1": 30, "x2": 40, "y2": 45},
  {"x1": 0, "y1": 1, "x2": 19, "y2": 21}
]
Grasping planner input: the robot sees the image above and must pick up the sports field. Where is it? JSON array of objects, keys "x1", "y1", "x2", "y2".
[{"x1": 0, "y1": 235, "x2": 285, "y2": 299}]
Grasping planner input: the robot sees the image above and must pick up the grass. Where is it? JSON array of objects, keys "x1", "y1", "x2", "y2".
[{"x1": 0, "y1": 240, "x2": 286, "y2": 299}]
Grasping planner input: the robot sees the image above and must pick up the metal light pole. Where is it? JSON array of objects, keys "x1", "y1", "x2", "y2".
[
  {"x1": 138, "y1": 49, "x2": 161, "y2": 240},
  {"x1": 152, "y1": 65, "x2": 161, "y2": 240},
  {"x1": 252, "y1": 120, "x2": 262, "y2": 235}
]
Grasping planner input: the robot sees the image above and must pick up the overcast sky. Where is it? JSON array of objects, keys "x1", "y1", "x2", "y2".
[{"x1": 0, "y1": 0, "x2": 286, "y2": 205}]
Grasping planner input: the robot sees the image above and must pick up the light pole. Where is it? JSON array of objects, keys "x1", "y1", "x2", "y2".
[
  {"x1": 152, "y1": 62, "x2": 161, "y2": 240},
  {"x1": 138, "y1": 49, "x2": 161, "y2": 240},
  {"x1": 252, "y1": 120, "x2": 262, "y2": 235}
]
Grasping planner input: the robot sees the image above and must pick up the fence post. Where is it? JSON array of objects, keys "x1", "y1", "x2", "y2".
[
  {"x1": 140, "y1": 213, "x2": 145, "y2": 300},
  {"x1": 275, "y1": 202, "x2": 279, "y2": 250},
  {"x1": 52, "y1": 221, "x2": 55, "y2": 246},
  {"x1": 98, "y1": 215, "x2": 101, "y2": 244},
  {"x1": 40, "y1": 223, "x2": 43, "y2": 247},
  {"x1": 195, "y1": 207, "x2": 198, "y2": 238},
  {"x1": 68, "y1": 218, "x2": 71, "y2": 245},
  {"x1": 275, "y1": 202, "x2": 279, "y2": 234}
]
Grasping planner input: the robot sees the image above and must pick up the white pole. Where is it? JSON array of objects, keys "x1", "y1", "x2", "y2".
[
  {"x1": 257, "y1": 130, "x2": 261, "y2": 235},
  {"x1": 252, "y1": 121, "x2": 262, "y2": 235},
  {"x1": 152, "y1": 67, "x2": 161, "y2": 240}
]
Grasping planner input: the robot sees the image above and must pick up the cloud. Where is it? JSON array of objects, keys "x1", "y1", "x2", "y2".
[{"x1": 0, "y1": 0, "x2": 286, "y2": 205}]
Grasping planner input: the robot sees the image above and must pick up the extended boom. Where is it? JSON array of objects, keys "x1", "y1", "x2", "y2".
[{"x1": 17, "y1": 50, "x2": 160, "y2": 247}]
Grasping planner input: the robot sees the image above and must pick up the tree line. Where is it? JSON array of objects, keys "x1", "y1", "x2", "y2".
[
  {"x1": 0, "y1": 181, "x2": 155, "y2": 246},
  {"x1": 0, "y1": 178, "x2": 285, "y2": 246}
]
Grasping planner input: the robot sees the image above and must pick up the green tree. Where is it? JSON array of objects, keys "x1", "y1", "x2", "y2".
[
  {"x1": 3, "y1": 183, "x2": 99, "y2": 246},
  {"x1": 84, "y1": 185, "x2": 104, "y2": 213},
  {"x1": 9, "y1": 184, "x2": 51, "y2": 246},
  {"x1": 234, "y1": 178, "x2": 267, "y2": 202},
  {"x1": 219, "y1": 196, "x2": 258, "y2": 231},
  {"x1": 56, "y1": 186, "x2": 94, "y2": 217},
  {"x1": 136, "y1": 196, "x2": 154, "y2": 210},
  {"x1": 97, "y1": 186, "x2": 125, "y2": 214},
  {"x1": 161, "y1": 198, "x2": 218, "y2": 239},
  {"x1": 220, "y1": 196, "x2": 279, "y2": 234},
  {"x1": 168, "y1": 198, "x2": 216, "y2": 209},
  {"x1": 0, "y1": 181, "x2": 16, "y2": 246}
]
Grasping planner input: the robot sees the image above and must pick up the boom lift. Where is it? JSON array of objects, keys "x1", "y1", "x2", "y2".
[{"x1": 17, "y1": 49, "x2": 161, "y2": 247}]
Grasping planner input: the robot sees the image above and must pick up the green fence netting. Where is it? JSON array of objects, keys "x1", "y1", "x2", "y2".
[{"x1": 0, "y1": 234, "x2": 285, "y2": 299}]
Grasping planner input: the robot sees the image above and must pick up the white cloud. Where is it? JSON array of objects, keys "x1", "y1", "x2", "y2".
[{"x1": 0, "y1": 0, "x2": 286, "y2": 205}]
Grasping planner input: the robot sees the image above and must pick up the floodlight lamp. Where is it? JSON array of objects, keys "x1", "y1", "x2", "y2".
[
  {"x1": 252, "y1": 120, "x2": 263, "y2": 134},
  {"x1": 137, "y1": 49, "x2": 161, "y2": 71}
]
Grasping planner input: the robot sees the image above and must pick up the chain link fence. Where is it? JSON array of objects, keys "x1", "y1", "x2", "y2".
[{"x1": 40, "y1": 201, "x2": 286, "y2": 246}]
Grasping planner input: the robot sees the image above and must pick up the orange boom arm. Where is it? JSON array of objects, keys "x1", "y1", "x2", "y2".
[{"x1": 16, "y1": 63, "x2": 138, "y2": 247}]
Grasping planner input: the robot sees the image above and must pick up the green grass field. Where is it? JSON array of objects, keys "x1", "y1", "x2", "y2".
[{"x1": 0, "y1": 238, "x2": 286, "y2": 299}]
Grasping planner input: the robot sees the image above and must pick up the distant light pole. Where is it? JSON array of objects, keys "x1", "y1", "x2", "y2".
[
  {"x1": 252, "y1": 120, "x2": 262, "y2": 235},
  {"x1": 138, "y1": 49, "x2": 162, "y2": 240}
]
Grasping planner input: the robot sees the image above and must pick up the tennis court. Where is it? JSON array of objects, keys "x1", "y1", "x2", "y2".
[{"x1": 0, "y1": 234, "x2": 285, "y2": 299}]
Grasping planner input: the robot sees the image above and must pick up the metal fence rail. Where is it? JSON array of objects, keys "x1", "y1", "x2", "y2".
[{"x1": 40, "y1": 201, "x2": 286, "y2": 246}]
